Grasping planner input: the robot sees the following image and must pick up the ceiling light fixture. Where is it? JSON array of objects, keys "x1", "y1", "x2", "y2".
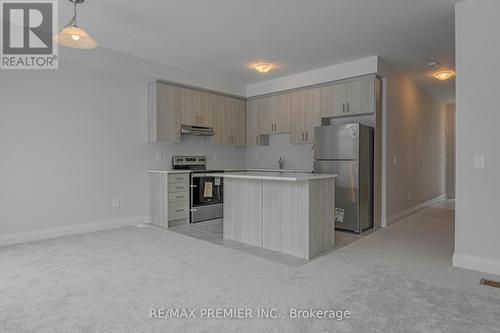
[
  {"x1": 254, "y1": 63, "x2": 273, "y2": 73},
  {"x1": 55, "y1": 0, "x2": 97, "y2": 49},
  {"x1": 433, "y1": 71, "x2": 455, "y2": 81}
]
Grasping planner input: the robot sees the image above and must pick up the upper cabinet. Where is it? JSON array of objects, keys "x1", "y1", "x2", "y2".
[
  {"x1": 321, "y1": 76, "x2": 375, "y2": 117},
  {"x1": 148, "y1": 82, "x2": 182, "y2": 143},
  {"x1": 290, "y1": 88, "x2": 321, "y2": 144},
  {"x1": 259, "y1": 93, "x2": 291, "y2": 134},
  {"x1": 246, "y1": 99, "x2": 269, "y2": 147},
  {"x1": 148, "y1": 81, "x2": 245, "y2": 146},
  {"x1": 345, "y1": 77, "x2": 375, "y2": 115},
  {"x1": 180, "y1": 89, "x2": 214, "y2": 127},
  {"x1": 149, "y1": 76, "x2": 376, "y2": 146},
  {"x1": 213, "y1": 95, "x2": 246, "y2": 146}
]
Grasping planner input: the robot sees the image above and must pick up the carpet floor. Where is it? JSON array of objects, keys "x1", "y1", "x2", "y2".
[{"x1": 1, "y1": 204, "x2": 499, "y2": 332}]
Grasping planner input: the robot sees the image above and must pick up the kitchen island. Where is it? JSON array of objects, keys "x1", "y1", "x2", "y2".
[{"x1": 210, "y1": 171, "x2": 337, "y2": 259}]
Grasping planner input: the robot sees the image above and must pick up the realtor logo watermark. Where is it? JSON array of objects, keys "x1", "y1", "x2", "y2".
[{"x1": 1, "y1": 0, "x2": 58, "y2": 69}]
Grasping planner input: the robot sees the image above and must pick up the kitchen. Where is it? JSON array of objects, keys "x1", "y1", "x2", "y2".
[
  {"x1": 5, "y1": 1, "x2": 489, "y2": 331},
  {"x1": 147, "y1": 75, "x2": 380, "y2": 260}
]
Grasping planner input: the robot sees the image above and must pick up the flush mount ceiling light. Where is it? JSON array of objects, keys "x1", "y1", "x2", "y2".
[
  {"x1": 254, "y1": 63, "x2": 273, "y2": 73},
  {"x1": 433, "y1": 71, "x2": 455, "y2": 81},
  {"x1": 55, "y1": 0, "x2": 97, "y2": 49}
]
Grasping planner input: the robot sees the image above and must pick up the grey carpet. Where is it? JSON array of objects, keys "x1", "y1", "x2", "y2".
[{"x1": 1, "y1": 206, "x2": 499, "y2": 332}]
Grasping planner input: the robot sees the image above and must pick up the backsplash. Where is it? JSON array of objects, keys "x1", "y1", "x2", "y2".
[{"x1": 245, "y1": 134, "x2": 314, "y2": 171}]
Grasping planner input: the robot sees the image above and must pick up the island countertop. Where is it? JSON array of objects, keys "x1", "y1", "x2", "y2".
[{"x1": 210, "y1": 171, "x2": 337, "y2": 182}]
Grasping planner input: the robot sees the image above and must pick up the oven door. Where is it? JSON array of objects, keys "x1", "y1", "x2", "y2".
[{"x1": 190, "y1": 174, "x2": 223, "y2": 223}]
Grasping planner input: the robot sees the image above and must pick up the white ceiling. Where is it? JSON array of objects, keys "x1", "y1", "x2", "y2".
[{"x1": 60, "y1": 0, "x2": 461, "y2": 101}]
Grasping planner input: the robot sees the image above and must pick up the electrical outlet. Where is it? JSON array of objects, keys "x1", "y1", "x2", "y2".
[
  {"x1": 155, "y1": 152, "x2": 162, "y2": 161},
  {"x1": 392, "y1": 157, "x2": 398, "y2": 167},
  {"x1": 112, "y1": 198, "x2": 120, "y2": 208},
  {"x1": 212, "y1": 153, "x2": 218, "y2": 161}
]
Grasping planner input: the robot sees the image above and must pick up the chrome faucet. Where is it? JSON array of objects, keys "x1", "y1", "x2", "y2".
[{"x1": 278, "y1": 156, "x2": 285, "y2": 170}]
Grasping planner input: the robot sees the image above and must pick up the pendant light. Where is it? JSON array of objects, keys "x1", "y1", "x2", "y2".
[{"x1": 55, "y1": 0, "x2": 97, "y2": 49}]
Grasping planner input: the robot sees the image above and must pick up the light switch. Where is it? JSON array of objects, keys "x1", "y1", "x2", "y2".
[
  {"x1": 473, "y1": 155, "x2": 486, "y2": 169},
  {"x1": 155, "y1": 152, "x2": 162, "y2": 161},
  {"x1": 392, "y1": 157, "x2": 398, "y2": 167}
]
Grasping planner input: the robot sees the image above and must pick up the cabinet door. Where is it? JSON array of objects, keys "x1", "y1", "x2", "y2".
[
  {"x1": 231, "y1": 99, "x2": 246, "y2": 146},
  {"x1": 345, "y1": 77, "x2": 375, "y2": 115},
  {"x1": 192, "y1": 91, "x2": 214, "y2": 127},
  {"x1": 272, "y1": 93, "x2": 291, "y2": 134},
  {"x1": 259, "y1": 96, "x2": 273, "y2": 134},
  {"x1": 303, "y1": 87, "x2": 321, "y2": 144},
  {"x1": 156, "y1": 83, "x2": 181, "y2": 143},
  {"x1": 213, "y1": 95, "x2": 227, "y2": 144},
  {"x1": 180, "y1": 88, "x2": 194, "y2": 125},
  {"x1": 291, "y1": 88, "x2": 321, "y2": 144},
  {"x1": 290, "y1": 90, "x2": 305, "y2": 144},
  {"x1": 320, "y1": 83, "x2": 346, "y2": 117},
  {"x1": 246, "y1": 99, "x2": 260, "y2": 146}
]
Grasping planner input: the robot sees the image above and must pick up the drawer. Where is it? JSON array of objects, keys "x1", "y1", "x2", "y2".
[
  {"x1": 168, "y1": 191, "x2": 189, "y2": 202},
  {"x1": 168, "y1": 182, "x2": 189, "y2": 193},
  {"x1": 168, "y1": 173, "x2": 189, "y2": 184},
  {"x1": 168, "y1": 201, "x2": 189, "y2": 220}
]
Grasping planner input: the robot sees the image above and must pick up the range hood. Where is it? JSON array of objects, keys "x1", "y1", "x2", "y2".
[{"x1": 180, "y1": 124, "x2": 214, "y2": 136}]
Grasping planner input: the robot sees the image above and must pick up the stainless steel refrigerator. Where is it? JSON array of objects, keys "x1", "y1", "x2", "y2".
[{"x1": 314, "y1": 123, "x2": 374, "y2": 233}]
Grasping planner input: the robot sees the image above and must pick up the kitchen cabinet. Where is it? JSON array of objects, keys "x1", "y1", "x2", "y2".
[
  {"x1": 213, "y1": 95, "x2": 245, "y2": 146},
  {"x1": 320, "y1": 76, "x2": 375, "y2": 117},
  {"x1": 147, "y1": 82, "x2": 182, "y2": 143},
  {"x1": 345, "y1": 77, "x2": 375, "y2": 115},
  {"x1": 320, "y1": 82, "x2": 346, "y2": 118},
  {"x1": 180, "y1": 88, "x2": 214, "y2": 127},
  {"x1": 245, "y1": 99, "x2": 269, "y2": 146},
  {"x1": 228, "y1": 98, "x2": 246, "y2": 146},
  {"x1": 290, "y1": 87, "x2": 321, "y2": 144},
  {"x1": 259, "y1": 93, "x2": 291, "y2": 134},
  {"x1": 148, "y1": 171, "x2": 190, "y2": 228},
  {"x1": 148, "y1": 81, "x2": 245, "y2": 145}
]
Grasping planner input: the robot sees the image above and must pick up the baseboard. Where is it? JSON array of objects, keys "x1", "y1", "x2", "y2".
[
  {"x1": 386, "y1": 194, "x2": 447, "y2": 226},
  {"x1": 0, "y1": 215, "x2": 150, "y2": 247},
  {"x1": 453, "y1": 253, "x2": 500, "y2": 276}
]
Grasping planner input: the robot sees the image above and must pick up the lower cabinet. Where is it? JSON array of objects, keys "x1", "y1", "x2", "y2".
[{"x1": 148, "y1": 172, "x2": 190, "y2": 228}]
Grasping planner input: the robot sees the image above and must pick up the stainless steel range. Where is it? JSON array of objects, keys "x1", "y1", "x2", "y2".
[{"x1": 172, "y1": 156, "x2": 224, "y2": 223}]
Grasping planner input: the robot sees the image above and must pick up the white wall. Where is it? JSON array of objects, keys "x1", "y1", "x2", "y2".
[
  {"x1": 0, "y1": 49, "x2": 246, "y2": 239},
  {"x1": 378, "y1": 59, "x2": 447, "y2": 224},
  {"x1": 453, "y1": 0, "x2": 500, "y2": 275}
]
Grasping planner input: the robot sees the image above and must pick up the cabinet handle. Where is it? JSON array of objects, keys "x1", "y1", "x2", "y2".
[
  {"x1": 175, "y1": 186, "x2": 183, "y2": 189},
  {"x1": 256, "y1": 135, "x2": 259, "y2": 144},
  {"x1": 175, "y1": 209, "x2": 184, "y2": 212},
  {"x1": 306, "y1": 132, "x2": 308, "y2": 141},
  {"x1": 342, "y1": 103, "x2": 345, "y2": 113},
  {"x1": 302, "y1": 133, "x2": 304, "y2": 141},
  {"x1": 347, "y1": 103, "x2": 350, "y2": 113}
]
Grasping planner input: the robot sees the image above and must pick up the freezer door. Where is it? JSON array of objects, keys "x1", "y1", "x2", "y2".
[
  {"x1": 314, "y1": 123, "x2": 359, "y2": 160},
  {"x1": 314, "y1": 160, "x2": 359, "y2": 232}
]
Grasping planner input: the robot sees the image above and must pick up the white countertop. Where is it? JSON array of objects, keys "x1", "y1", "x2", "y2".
[
  {"x1": 147, "y1": 170, "x2": 191, "y2": 174},
  {"x1": 210, "y1": 171, "x2": 337, "y2": 182},
  {"x1": 147, "y1": 168, "x2": 313, "y2": 174}
]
